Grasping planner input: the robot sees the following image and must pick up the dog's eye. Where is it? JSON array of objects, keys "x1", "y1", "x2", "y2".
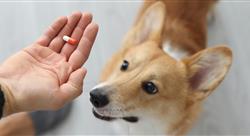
[
  {"x1": 142, "y1": 82, "x2": 158, "y2": 94},
  {"x1": 120, "y1": 60, "x2": 129, "y2": 71}
]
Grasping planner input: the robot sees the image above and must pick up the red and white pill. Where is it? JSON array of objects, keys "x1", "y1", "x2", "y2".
[{"x1": 63, "y1": 35, "x2": 77, "y2": 45}]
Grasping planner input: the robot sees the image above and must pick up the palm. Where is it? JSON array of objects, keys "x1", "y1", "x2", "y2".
[
  {"x1": 0, "y1": 45, "x2": 70, "y2": 110},
  {"x1": 0, "y1": 12, "x2": 98, "y2": 111}
]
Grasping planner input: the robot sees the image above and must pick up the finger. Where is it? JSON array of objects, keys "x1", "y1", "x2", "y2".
[
  {"x1": 49, "y1": 11, "x2": 82, "y2": 53},
  {"x1": 58, "y1": 68, "x2": 87, "y2": 104},
  {"x1": 60, "y1": 13, "x2": 93, "y2": 59},
  {"x1": 68, "y1": 22, "x2": 99, "y2": 71},
  {"x1": 35, "y1": 16, "x2": 68, "y2": 46}
]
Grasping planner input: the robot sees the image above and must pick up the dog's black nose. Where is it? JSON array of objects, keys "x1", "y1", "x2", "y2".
[{"x1": 90, "y1": 88, "x2": 109, "y2": 108}]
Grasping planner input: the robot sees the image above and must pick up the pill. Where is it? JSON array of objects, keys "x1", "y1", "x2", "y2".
[{"x1": 63, "y1": 35, "x2": 77, "y2": 45}]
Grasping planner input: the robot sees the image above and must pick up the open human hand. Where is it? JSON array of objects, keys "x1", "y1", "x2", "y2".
[{"x1": 0, "y1": 11, "x2": 98, "y2": 115}]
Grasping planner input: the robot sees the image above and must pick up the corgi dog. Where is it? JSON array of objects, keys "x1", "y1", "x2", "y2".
[{"x1": 90, "y1": 0, "x2": 232, "y2": 135}]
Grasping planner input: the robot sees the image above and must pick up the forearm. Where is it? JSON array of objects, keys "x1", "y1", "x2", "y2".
[{"x1": 0, "y1": 112, "x2": 35, "y2": 135}]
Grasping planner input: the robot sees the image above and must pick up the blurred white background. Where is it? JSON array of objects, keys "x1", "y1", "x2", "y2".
[{"x1": 0, "y1": 0, "x2": 250, "y2": 135}]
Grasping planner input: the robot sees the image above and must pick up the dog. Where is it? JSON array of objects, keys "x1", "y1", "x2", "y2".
[{"x1": 90, "y1": 0, "x2": 232, "y2": 135}]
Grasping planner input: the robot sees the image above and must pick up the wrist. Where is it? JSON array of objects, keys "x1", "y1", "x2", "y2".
[{"x1": 0, "y1": 79, "x2": 16, "y2": 117}]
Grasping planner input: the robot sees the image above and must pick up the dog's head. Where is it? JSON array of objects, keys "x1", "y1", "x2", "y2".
[{"x1": 90, "y1": 2, "x2": 232, "y2": 124}]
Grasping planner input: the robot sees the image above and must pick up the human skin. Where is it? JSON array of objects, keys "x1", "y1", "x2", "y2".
[{"x1": 0, "y1": 11, "x2": 98, "y2": 116}]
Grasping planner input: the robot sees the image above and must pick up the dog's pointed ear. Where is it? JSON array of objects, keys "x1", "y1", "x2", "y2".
[
  {"x1": 183, "y1": 46, "x2": 232, "y2": 101},
  {"x1": 123, "y1": 1, "x2": 166, "y2": 46}
]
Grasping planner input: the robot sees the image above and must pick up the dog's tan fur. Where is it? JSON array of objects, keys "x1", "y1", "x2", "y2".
[
  {"x1": 93, "y1": 0, "x2": 232, "y2": 135},
  {"x1": 136, "y1": 0, "x2": 217, "y2": 54}
]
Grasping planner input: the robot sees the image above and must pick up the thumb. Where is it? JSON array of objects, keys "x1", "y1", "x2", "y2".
[{"x1": 58, "y1": 67, "x2": 87, "y2": 104}]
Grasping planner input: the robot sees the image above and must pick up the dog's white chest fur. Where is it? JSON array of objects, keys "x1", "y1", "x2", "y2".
[
  {"x1": 112, "y1": 118, "x2": 167, "y2": 135},
  {"x1": 163, "y1": 41, "x2": 189, "y2": 60}
]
